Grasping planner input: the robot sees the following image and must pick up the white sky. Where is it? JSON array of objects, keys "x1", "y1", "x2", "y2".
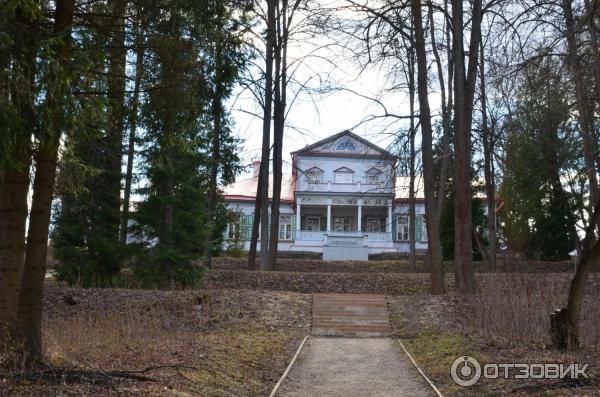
[{"x1": 228, "y1": 4, "x2": 429, "y2": 179}]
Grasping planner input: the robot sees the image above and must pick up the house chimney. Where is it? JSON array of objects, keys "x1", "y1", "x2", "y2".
[{"x1": 252, "y1": 160, "x2": 261, "y2": 177}]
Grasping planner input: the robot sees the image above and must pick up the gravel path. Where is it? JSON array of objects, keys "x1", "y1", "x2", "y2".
[{"x1": 277, "y1": 337, "x2": 434, "y2": 397}]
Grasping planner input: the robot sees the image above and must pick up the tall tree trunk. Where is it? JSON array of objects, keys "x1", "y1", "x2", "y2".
[
  {"x1": 407, "y1": 45, "x2": 417, "y2": 271},
  {"x1": 0, "y1": 6, "x2": 39, "y2": 345},
  {"x1": 159, "y1": 179, "x2": 174, "y2": 248},
  {"x1": 101, "y1": 0, "x2": 127, "y2": 263},
  {"x1": 259, "y1": 0, "x2": 276, "y2": 271},
  {"x1": 120, "y1": 27, "x2": 144, "y2": 247},
  {"x1": 562, "y1": 0, "x2": 599, "y2": 212},
  {"x1": 480, "y1": 40, "x2": 496, "y2": 270},
  {"x1": 411, "y1": 0, "x2": 444, "y2": 294},
  {"x1": 0, "y1": 155, "x2": 31, "y2": 343},
  {"x1": 204, "y1": 39, "x2": 224, "y2": 269},
  {"x1": 451, "y1": 0, "x2": 481, "y2": 293},
  {"x1": 552, "y1": 201, "x2": 600, "y2": 349},
  {"x1": 430, "y1": 0, "x2": 452, "y2": 224},
  {"x1": 268, "y1": 0, "x2": 289, "y2": 271},
  {"x1": 584, "y1": 0, "x2": 600, "y2": 110},
  {"x1": 248, "y1": 166, "x2": 263, "y2": 270},
  {"x1": 16, "y1": 0, "x2": 75, "y2": 362}
]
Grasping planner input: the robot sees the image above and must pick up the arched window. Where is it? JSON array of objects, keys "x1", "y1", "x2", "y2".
[{"x1": 335, "y1": 140, "x2": 357, "y2": 151}]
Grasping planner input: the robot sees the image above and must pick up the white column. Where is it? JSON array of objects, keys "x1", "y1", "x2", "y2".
[
  {"x1": 357, "y1": 203, "x2": 362, "y2": 232},
  {"x1": 296, "y1": 203, "x2": 301, "y2": 233},
  {"x1": 327, "y1": 204, "x2": 332, "y2": 232},
  {"x1": 387, "y1": 204, "x2": 392, "y2": 233}
]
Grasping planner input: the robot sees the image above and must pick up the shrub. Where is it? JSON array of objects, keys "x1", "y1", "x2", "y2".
[{"x1": 130, "y1": 248, "x2": 205, "y2": 289}]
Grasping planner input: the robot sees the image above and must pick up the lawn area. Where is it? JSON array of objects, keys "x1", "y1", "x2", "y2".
[
  {"x1": 388, "y1": 273, "x2": 600, "y2": 396},
  {"x1": 1, "y1": 284, "x2": 311, "y2": 397},
  {"x1": 2, "y1": 259, "x2": 598, "y2": 396}
]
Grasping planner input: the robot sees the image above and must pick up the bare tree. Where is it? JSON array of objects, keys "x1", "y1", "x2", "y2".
[
  {"x1": 411, "y1": 0, "x2": 445, "y2": 294},
  {"x1": 258, "y1": 0, "x2": 277, "y2": 270},
  {"x1": 479, "y1": 39, "x2": 497, "y2": 270},
  {"x1": 451, "y1": 0, "x2": 482, "y2": 293},
  {"x1": 561, "y1": 0, "x2": 599, "y2": 211}
]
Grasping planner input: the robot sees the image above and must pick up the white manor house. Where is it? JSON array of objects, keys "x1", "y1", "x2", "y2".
[{"x1": 223, "y1": 131, "x2": 427, "y2": 257}]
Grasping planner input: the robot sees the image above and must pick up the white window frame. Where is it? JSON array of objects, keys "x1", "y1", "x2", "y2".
[
  {"x1": 306, "y1": 216, "x2": 321, "y2": 231},
  {"x1": 227, "y1": 222, "x2": 238, "y2": 239},
  {"x1": 336, "y1": 140, "x2": 357, "y2": 151},
  {"x1": 366, "y1": 217, "x2": 381, "y2": 232},
  {"x1": 397, "y1": 215, "x2": 409, "y2": 241},
  {"x1": 279, "y1": 215, "x2": 292, "y2": 240},
  {"x1": 366, "y1": 173, "x2": 380, "y2": 185},
  {"x1": 334, "y1": 171, "x2": 353, "y2": 184},
  {"x1": 306, "y1": 171, "x2": 321, "y2": 183},
  {"x1": 334, "y1": 217, "x2": 352, "y2": 232}
]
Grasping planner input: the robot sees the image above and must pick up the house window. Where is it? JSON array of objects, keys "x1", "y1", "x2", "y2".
[
  {"x1": 227, "y1": 222, "x2": 239, "y2": 239},
  {"x1": 334, "y1": 217, "x2": 352, "y2": 232},
  {"x1": 334, "y1": 171, "x2": 353, "y2": 183},
  {"x1": 336, "y1": 140, "x2": 357, "y2": 151},
  {"x1": 279, "y1": 215, "x2": 292, "y2": 239},
  {"x1": 306, "y1": 217, "x2": 321, "y2": 231},
  {"x1": 416, "y1": 214, "x2": 427, "y2": 241},
  {"x1": 306, "y1": 171, "x2": 321, "y2": 183},
  {"x1": 367, "y1": 174, "x2": 380, "y2": 185},
  {"x1": 366, "y1": 218, "x2": 381, "y2": 232},
  {"x1": 396, "y1": 215, "x2": 409, "y2": 241}
]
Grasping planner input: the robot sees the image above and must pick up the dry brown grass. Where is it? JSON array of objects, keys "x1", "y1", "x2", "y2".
[
  {"x1": 1, "y1": 284, "x2": 310, "y2": 396},
  {"x1": 388, "y1": 273, "x2": 600, "y2": 397},
  {"x1": 466, "y1": 273, "x2": 600, "y2": 351}
]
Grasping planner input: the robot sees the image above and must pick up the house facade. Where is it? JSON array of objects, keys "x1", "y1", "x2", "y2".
[{"x1": 223, "y1": 131, "x2": 428, "y2": 254}]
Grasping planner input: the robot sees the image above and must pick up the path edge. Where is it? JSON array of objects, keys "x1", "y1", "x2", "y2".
[
  {"x1": 397, "y1": 339, "x2": 444, "y2": 397},
  {"x1": 269, "y1": 335, "x2": 310, "y2": 397}
]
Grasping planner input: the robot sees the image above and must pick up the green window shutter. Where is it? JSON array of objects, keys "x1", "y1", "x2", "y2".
[
  {"x1": 381, "y1": 217, "x2": 386, "y2": 232},
  {"x1": 392, "y1": 215, "x2": 397, "y2": 240},
  {"x1": 301, "y1": 216, "x2": 306, "y2": 230},
  {"x1": 320, "y1": 216, "x2": 326, "y2": 231},
  {"x1": 416, "y1": 215, "x2": 423, "y2": 241},
  {"x1": 245, "y1": 213, "x2": 254, "y2": 240},
  {"x1": 291, "y1": 216, "x2": 296, "y2": 240}
]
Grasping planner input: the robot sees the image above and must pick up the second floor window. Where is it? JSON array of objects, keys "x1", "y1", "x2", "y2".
[
  {"x1": 334, "y1": 171, "x2": 353, "y2": 183},
  {"x1": 367, "y1": 174, "x2": 380, "y2": 185},
  {"x1": 336, "y1": 140, "x2": 357, "y2": 151},
  {"x1": 307, "y1": 171, "x2": 321, "y2": 183}
]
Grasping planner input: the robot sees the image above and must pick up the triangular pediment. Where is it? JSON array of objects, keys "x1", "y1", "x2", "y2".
[
  {"x1": 291, "y1": 130, "x2": 395, "y2": 157},
  {"x1": 366, "y1": 167, "x2": 383, "y2": 174},
  {"x1": 334, "y1": 166, "x2": 354, "y2": 173}
]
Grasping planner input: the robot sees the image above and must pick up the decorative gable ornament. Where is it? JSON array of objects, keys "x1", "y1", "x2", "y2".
[{"x1": 335, "y1": 139, "x2": 357, "y2": 151}]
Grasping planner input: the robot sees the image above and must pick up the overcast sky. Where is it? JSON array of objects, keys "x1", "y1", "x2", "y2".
[{"x1": 227, "y1": 5, "x2": 424, "y2": 179}]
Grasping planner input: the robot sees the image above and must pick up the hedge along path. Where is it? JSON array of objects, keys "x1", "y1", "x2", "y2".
[{"x1": 273, "y1": 294, "x2": 438, "y2": 397}]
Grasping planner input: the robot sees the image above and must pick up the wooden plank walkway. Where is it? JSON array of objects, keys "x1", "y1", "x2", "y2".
[{"x1": 311, "y1": 293, "x2": 391, "y2": 337}]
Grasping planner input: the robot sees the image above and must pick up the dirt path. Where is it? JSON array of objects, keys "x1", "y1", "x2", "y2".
[
  {"x1": 277, "y1": 337, "x2": 434, "y2": 397},
  {"x1": 276, "y1": 294, "x2": 435, "y2": 396}
]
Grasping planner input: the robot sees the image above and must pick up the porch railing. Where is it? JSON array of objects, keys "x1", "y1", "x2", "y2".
[
  {"x1": 325, "y1": 234, "x2": 365, "y2": 247},
  {"x1": 365, "y1": 232, "x2": 392, "y2": 242},
  {"x1": 296, "y1": 230, "x2": 326, "y2": 241},
  {"x1": 295, "y1": 230, "x2": 392, "y2": 244}
]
